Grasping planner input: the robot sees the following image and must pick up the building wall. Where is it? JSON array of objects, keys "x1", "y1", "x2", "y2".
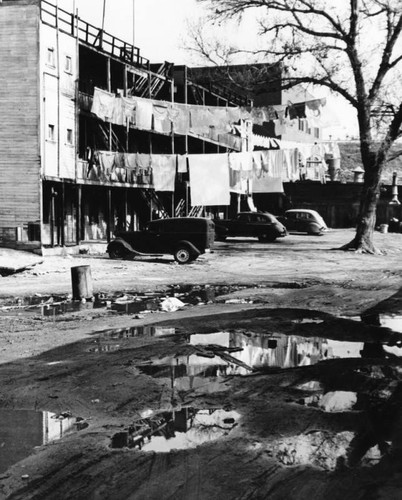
[
  {"x1": 0, "y1": 3, "x2": 41, "y2": 244},
  {"x1": 40, "y1": 23, "x2": 77, "y2": 180}
]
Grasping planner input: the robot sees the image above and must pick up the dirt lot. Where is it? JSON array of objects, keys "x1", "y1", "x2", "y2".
[{"x1": 1, "y1": 228, "x2": 402, "y2": 499}]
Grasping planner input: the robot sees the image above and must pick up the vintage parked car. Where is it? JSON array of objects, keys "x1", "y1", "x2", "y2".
[
  {"x1": 107, "y1": 217, "x2": 215, "y2": 264},
  {"x1": 214, "y1": 211, "x2": 287, "y2": 242},
  {"x1": 277, "y1": 209, "x2": 328, "y2": 235}
]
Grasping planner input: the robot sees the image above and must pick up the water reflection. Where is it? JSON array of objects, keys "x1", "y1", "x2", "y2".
[
  {"x1": 110, "y1": 408, "x2": 239, "y2": 452},
  {"x1": 88, "y1": 326, "x2": 176, "y2": 352},
  {"x1": 0, "y1": 410, "x2": 87, "y2": 474}
]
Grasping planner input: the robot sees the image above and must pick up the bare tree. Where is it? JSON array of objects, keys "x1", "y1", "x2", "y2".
[{"x1": 194, "y1": 0, "x2": 402, "y2": 253}]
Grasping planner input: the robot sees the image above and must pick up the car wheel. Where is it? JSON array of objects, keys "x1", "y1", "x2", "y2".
[
  {"x1": 258, "y1": 234, "x2": 276, "y2": 243},
  {"x1": 174, "y1": 246, "x2": 193, "y2": 264},
  {"x1": 109, "y1": 246, "x2": 127, "y2": 259}
]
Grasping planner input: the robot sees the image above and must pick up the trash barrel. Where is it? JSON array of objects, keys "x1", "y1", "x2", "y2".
[
  {"x1": 71, "y1": 265, "x2": 93, "y2": 300},
  {"x1": 379, "y1": 224, "x2": 389, "y2": 234}
]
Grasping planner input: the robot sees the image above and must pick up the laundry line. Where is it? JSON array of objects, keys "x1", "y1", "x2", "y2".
[{"x1": 91, "y1": 88, "x2": 328, "y2": 142}]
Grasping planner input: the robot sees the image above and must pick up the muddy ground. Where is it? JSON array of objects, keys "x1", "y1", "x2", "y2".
[{"x1": 1, "y1": 228, "x2": 402, "y2": 499}]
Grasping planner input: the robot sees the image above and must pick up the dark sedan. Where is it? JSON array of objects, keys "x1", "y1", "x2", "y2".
[
  {"x1": 214, "y1": 211, "x2": 287, "y2": 242},
  {"x1": 277, "y1": 209, "x2": 328, "y2": 235}
]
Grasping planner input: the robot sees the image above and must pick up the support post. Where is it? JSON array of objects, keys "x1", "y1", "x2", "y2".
[
  {"x1": 106, "y1": 187, "x2": 112, "y2": 242},
  {"x1": 76, "y1": 185, "x2": 82, "y2": 244}
]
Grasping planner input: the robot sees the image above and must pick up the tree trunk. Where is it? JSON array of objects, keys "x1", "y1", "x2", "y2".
[{"x1": 341, "y1": 161, "x2": 384, "y2": 254}]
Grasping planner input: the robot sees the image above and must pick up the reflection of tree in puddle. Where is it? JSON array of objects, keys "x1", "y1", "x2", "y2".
[
  {"x1": 269, "y1": 431, "x2": 355, "y2": 470},
  {"x1": 111, "y1": 408, "x2": 240, "y2": 452}
]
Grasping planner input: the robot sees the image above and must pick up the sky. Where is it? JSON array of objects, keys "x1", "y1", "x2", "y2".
[{"x1": 58, "y1": 0, "x2": 358, "y2": 139}]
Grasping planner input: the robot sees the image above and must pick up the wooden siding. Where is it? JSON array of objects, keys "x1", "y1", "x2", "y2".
[{"x1": 0, "y1": 4, "x2": 41, "y2": 240}]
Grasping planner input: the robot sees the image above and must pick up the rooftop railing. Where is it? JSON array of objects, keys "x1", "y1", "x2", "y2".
[{"x1": 40, "y1": 0, "x2": 150, "y2": 69}]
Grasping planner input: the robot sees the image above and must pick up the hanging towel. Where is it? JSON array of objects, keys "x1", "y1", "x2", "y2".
[
  {"x1": 153, "y1": 103, "x2": 172, "y2": 134},
  {"x1": 188, "y1": 154, "x2": 230, "y2": 206},
  {"x1": 252, "y1": 174, "x2": 284, "y2": 193},
  {"x1": 135, "y1": 98, "x2": 153, "y2": 130},
  {"x1": 152, "y1": 154, "x2": 176, "y2": 191},
  {"x1": 91, "y1": 87, "x2": 116, "y2": 122},
  {"x1": 172, "y1": 103, "x2": 190, "y2": 135},
  {"x1": 177, "y1": 154, "x2": 188, "y2": 173},
  {"x1": 98, "y1": 150, "x2": 116, "y2": 180}
]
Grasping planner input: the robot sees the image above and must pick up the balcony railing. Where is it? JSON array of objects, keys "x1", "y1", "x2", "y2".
[{"x1": 40, "y1": 0, "x2": 150, "y2": 70}]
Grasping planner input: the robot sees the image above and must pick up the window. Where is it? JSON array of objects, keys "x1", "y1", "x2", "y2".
[
  {"x1": 66, "y1": 128, "x2": 73, "y2": 145},
  {"x1": 47, "y1": 124, "x2": 55, "y2": 141},
  {"x1": 65, "y1": 55, "x2": 72, "y2": 73},
  {"x1": 46, "y1": 47, "x2": 55, "y2": 67}
]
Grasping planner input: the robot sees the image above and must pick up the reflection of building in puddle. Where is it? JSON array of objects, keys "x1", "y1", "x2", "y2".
[
  {"x1": 0, "y1": 410, "x2": 86, "y2": 474},
  {"x1": 139, "y1": 355, "x2": 237, "y2": 391},
  {"x1": 190, "y1": 331, "x2": 364, "y2": 370},
  {"x1": 111, "y1": 408, "x2": 239, "y2": 452},
  {"x1": 89, "y1": 327, "x2": 177, "y2": 352},
  {"x1": 138, "y1": 332, "x2": 367, "y2": 387}
]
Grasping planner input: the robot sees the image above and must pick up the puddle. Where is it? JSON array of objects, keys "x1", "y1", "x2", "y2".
[
  {"x1": 0, "y1": 285, "x2": 253, "y2": 318},
  {"x1": 0, "y1": 409, "x2": 88, "y2": 474},
  {"x1": 299, "y1": 391, "x2": 358, "y2": 412},
  {"x1": 267, "y1": 430, "x2": 356, "y2": 470},
  {"x1": 88, "y1": 326, "x2": 176, "y2": 352},
  {"x1": 110, "y1": 407, "x2": 239, "y2": 452}
]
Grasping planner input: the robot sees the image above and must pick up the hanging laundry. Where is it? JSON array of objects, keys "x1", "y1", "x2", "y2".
[
  {"x1": 121, "y1": 96, "x2": 136, "y2": 126},
  {"x1": 229, "y1": 167, "x2": 242, "y2": 194},
  {"x1": 271, "y1": 105, "x2": 287, "y2": 120},
  {"x1": 188, "y1": 154, "x2": 230, "y2": 206},
  {"x1": 250, "y1": 107, "x2": 266, "y2": 125},
  {"x1": 177, "y1": 154, "x2": 188, "y2": 173},
  {"x1": 252, "y1": 173, "x2": 284, "y2": 193},
  {"x1": 260, "y1": 150, "x2": 273, "y2": 176},
  {"x1": 252, "y1": 151, "x2": 263, "y2": 171},
  {"x1": 113, "y1": 153, "x2": 127, "y2": 182},
  {"x1": 153, "y1": 103, "x2": 172, "y2": 134},
  {"x1": 91, "y1": 87, "x2": 116, "y2": 122},
  {"x1": 239, "y1": 108, "x2": 252, "y2": 120},
  {"x1": 287, "y1": 102, "x2": 306, "y2": 120},
  {"x1": 189, "y1": 106, "x2": 214, "y2": 136},
  {"x1": 111, "y1": 97, "x2": 124, "y2": 126},
  {"x1": 226, "y1": 107, "x2": 241, "y2": 124},
  {"x1": 305, "y1": 98, "x2": 326, "y2": 127},
  {"x1": 134, "y1": 98, "x2": 153, "y2": 130},
  {"x1": 98, "y1": 150, "x2": 116, "y2": 180},
  {"x1": 125, "y1": 153, "x2": 137, "y2": 184},
  {"x1": 270, "y1": 150, "x2": 285, "y2": 177},
  {"x1": 136, "y1": 153, "x2": 152, "y2": 170},
  {"x1": 152, "y1": 154, "x2": 176, "y2": 191},
  {"x1": 172, "y1": 103, "x2": 190, "y2": 135},
  {"x1": 228, "y1": 152, "x2": 242, "y2": 171},
  {"x1": 228, "y1": 153, "x2": 247, "y2": 194}
]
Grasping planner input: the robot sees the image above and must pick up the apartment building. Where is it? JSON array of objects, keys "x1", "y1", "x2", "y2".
[{"x1": 0, "y1": 0, "x2": 327, "y2": 253}]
